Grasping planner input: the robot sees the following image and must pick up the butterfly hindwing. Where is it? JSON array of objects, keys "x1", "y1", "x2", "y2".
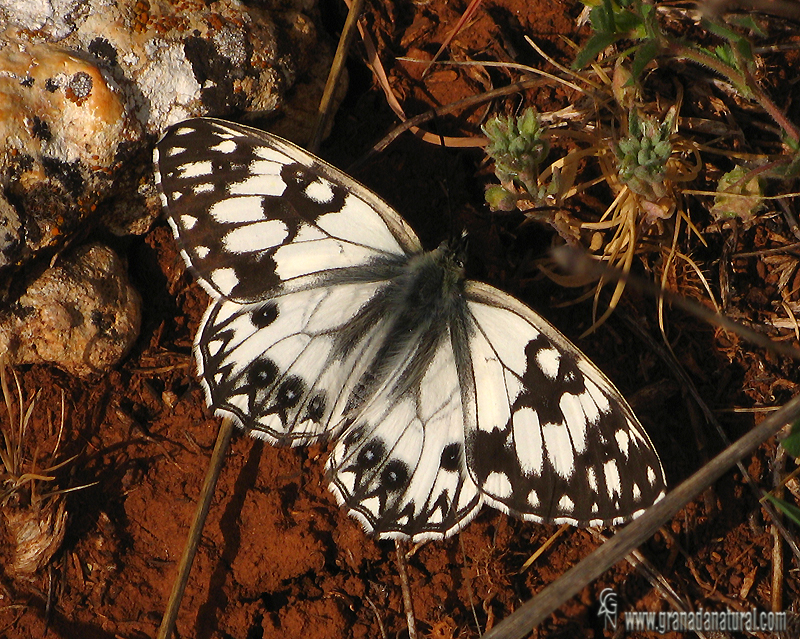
[
  {"x1": 328, "y1": 324, "x2": 483, "y2": 539},
  {"x1": 195, "y1": 276, "x2": 403, "y2": 445},
  {"x1": 463, "y1": 282, "x2": 665, "y2": 525}
]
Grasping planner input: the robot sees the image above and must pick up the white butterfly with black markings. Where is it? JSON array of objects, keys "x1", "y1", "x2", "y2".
[{"x1": 154, "y1": 118, "x2": 666, "y2": 542}]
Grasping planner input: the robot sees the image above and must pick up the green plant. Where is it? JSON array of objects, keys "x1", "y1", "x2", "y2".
[
  {"x1": 710, "y1": 165, "x2": 766, "y2": 224},
  {"x1": 483, "y1": 109, "x2": 551, "y2": 209},
  {"x1": 575, "y1": 0, "x2": 800, "y2": 146},
  {"x1": 615, "y1": 108, "x2": 674, "y2": 202},
  {"x1": 781, "y1": 420, "x2": 800, "y2": 458},
  {"x1": 764, "y1": 494, "x2": 800, "y2": 527},
  {"x1": 573, "y1": 0, "x2": 659, "y2": 78}
]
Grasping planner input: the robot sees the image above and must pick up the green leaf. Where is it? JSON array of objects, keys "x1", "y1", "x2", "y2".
[
  {"x1": 734, "y1": 36, "x2": 754, "y2": 67},
  {"x1": 725, "y1": 14, "x2": 767, "y2": 37},
  {"x1": 702, "y1": 16, "x2": 745, "y2": 44},
  {"x1": 613, "y1": 7, "x2": 644, "y2": 36},
  {"x1": 710, "y1": 165, "x2": 765, "y2": 223},
  {"x1": 594, "y1": 0, "x2": 615, "y2": 33},
  {"x1": 764, "y1": 494, "x2": 800, "y2": 527},
  {"x1": 572, "y1": 31, "x2": 620, "y2": 69},
  {"x1": 713, "y1": 44, "x2": 737, "y2": 69},
  {"x1": 573, "y1": 0, "x2": 652, "y2": 69},
  {"x1": 631, "y1": 38, "x2": 659, "y2": 80},
  {"x1": 701, "y1": 16, "x2": 755, "y2": 68},
  {"x1": 781, "y1": 420, "x2": 800, "y2": 458},
  {"x1": 485, "y1": 186, "x2": 516, "y2": 211}
]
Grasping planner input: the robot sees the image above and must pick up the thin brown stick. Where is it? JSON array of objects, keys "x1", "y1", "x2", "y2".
[
  {"x1": 587, "y1": 529, "x2": 711, "y2": 638},
  {"x1": 395, "y1": 540, "x2": 418, "y2": 639},
  {"x1": 308, "y1": 0, "x2": 365, "y2": 153},
  {"x1": 771, "y1": 447, "x2": 785, "y2": 613},
  {"x1": 364, "y1": 594, "x2": 388, "y2": 639},
  {"x1": 348, "y1": 78, "x2": 547, "y2": 172},
  {"x1": 553, "y1": 245, "x2": 800, "y2": 361},
  {"x1": 156, "y1": 417, "x2": 236, "y2": 639},
  {"x1": 459, "y1": 536, "x2": 483, "y2": 636},
  {"x1": 423, "y1": 0, "x2": 485, "y2": 77}
]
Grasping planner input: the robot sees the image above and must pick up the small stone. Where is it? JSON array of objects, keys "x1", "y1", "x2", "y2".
[
  {"x1": 0, "y1": 243, "x2": 141, "y2": 378},
  {"x1": 0, "y1": 38, "x2": 142, "y2": 258}
]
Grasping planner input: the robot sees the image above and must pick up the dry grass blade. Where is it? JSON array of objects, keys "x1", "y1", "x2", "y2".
[
  {"x1": 347, "y1": 5, "x2": 491, "y2": 152},
  {"x1": 423, "y1": 0, "x2": 485, "y2": 76},
  {"x1": 518, "y1": 524, "x2": 569, "y2": 573},
  {"x1": 309, "y1": 0, "x2": 365, "y2": 153},
  {"x1": 156, "y1": 416, "x2": 236, "y2": 639},
  {"x1": 0, "y1": 357, "x2": 72, "y2": 579},
  {"x1": 554, "y1": 246, "x2": 800, "y2": 362}
]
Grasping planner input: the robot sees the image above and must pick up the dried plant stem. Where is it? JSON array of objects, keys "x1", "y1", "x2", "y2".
[
  {"x1": 395, "y1": 540, "x2": 417, "y2": 639},
  {"x1": 156, "y1": 416, "x2": 235, "y2": 639},
  {"x1": 665, "y1": 41, "x2": 800, "y2": 145}
]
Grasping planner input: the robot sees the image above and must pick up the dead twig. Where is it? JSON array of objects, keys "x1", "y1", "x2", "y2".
[
  {"x1": 309, "y1": 0, "x2": 365, "y2": 153},
  {"x1": 364, "y1": 594, "x2": 388, "y2": 639},
  {"x1": 771, "y1": 446, "x2": 786, "y2": 614},
  {"x1": 459, "y1": 536, "x2": 483, "y2": 636},
  {"x1": 395, "y1": 540, "x2": 418, "y2": 639}
]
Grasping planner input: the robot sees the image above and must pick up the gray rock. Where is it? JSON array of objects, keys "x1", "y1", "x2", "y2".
[{"x1": 0, "y1": 243, "x2": 142, "y2": 377}]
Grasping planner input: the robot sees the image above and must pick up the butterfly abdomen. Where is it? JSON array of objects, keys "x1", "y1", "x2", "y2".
[{"x1": 340, "y1": 247, "x2": 468, "y2": 409}]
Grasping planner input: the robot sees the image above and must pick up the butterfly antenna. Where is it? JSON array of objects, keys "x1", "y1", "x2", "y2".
[{"x1": 156, "y1": 416, "x2": 236, "y2": 639}]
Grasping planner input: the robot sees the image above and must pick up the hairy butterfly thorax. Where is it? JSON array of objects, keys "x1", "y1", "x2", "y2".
[{"x1": 155, "y1": 117, "x2": 666, "y2": 541}]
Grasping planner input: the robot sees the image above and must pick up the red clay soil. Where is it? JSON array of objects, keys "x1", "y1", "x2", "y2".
[{"x1": 2, "y1": 1, "x2": 800, "y2": 638}]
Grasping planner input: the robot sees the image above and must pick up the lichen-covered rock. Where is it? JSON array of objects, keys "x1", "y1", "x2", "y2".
[
  {"x1": 0, "y1": 192, "x2": 23, "y2": 270},
  {"x1": 0, "y1": 0, "x2": 325, "y2": 135},
  {"x1": 0, "y1": 0, "x2": 330, "y2": 249},
  {"x1": 0, "y1": 243, "x2": 142, "y2": 378},
  {"x1": 0, "y1": 39, "x2": 142, "y2": 257},
  {"x1": 0, "y1": 0, "x2": 333, "y2": 378}
]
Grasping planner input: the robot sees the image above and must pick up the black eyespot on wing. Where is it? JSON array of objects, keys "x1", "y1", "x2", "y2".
[
  {"x1": 440, "y1": 443, "x2": 461, "y2": 472},
  {"x1": 356, "y1": 439, "x2": 384, "y2": 470},
  {"x1": 276, "y1": 375, "x2": 305, "y2": 409},
  {"x1": 305, "y1": 392, "x2": 326, "y2": 422},
  {"x1": 381, "y1": 460, "x2": 409, "y2": 492},
  {"x1": 248, "y1": 358, "x2": 279, "y2": 388},
  {"x1": 251, "y1": 302, "x2": 279, "y2": 329}
]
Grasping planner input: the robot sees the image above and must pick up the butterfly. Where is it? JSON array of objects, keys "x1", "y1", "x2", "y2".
[{"x1": 153, "y1": 118, "x2": 666, "y2": 542}]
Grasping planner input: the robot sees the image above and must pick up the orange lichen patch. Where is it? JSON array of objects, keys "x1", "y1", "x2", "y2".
[
  {"x1": 0, "y1": 40, "x2": 128, "y2": 170},
  {"x1": 132, "y1": 0, "x2": 151, "y2": 32}
]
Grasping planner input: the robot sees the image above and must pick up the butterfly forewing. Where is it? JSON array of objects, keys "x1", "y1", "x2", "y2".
[
  {"x1": 154, "y1": 118, "x2": 421, "y2": 303},
  {"x1": 155, "y1": 117, "x2": 666, "y2": 542}
]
